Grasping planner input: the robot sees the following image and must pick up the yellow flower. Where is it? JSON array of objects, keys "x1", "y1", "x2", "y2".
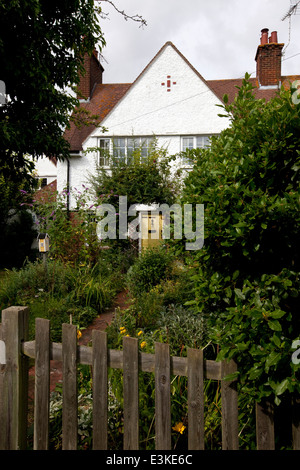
[
  {"x1": 77, "y1": 330, "x2": 82, "y2": 340},
  {"x1": 172, "y1": 422, "x2": 186, "y2": 434},
  {"x1": 140, "y1": 341, "x2": 146, "y2": 349},
  {"x1": 120, "y1": 326, "x2": 127, "y2": 335},
  {"x1": 137, "y1": 330, "x2": 143, "y2": 336}
]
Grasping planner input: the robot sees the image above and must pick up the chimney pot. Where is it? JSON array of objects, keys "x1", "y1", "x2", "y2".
[
  {"x1": 270, "y1": 31, "x2": 278, "y2": 43},
  {"x1": 261, "y1": 28, "x2": 269, "y2": 45}
]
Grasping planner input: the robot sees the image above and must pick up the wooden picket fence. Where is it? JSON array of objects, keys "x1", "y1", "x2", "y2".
[{"x1": 0, "y1": 306, "x2": 299, "y2": 450}]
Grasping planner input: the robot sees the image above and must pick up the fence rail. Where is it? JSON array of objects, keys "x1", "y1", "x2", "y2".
[{"x1": 0, "y1": 306, "x2": 299, "y2": 450}]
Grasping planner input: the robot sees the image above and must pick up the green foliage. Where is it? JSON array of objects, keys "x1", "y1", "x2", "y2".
[
  {"x1": 128, "y1": 264, "x2": 195, "y2": 328},
  {"x1": 88, "y1": 141, "x2": 180, "y2": 209},
  {"x1": 179, "y1": 76, "x2": 300, "y2": 406},
  {"x1": 0, "y1": 260, "x2": 71, "y2": 306},
  {"x1": 86, "y1": 141, "x2": 181, "y2": 255},
  {"x1": 156, "y1": 304, "x2": 208, "y2": 356},
  {"x1": 0, "y1": 164, "x2": 38, "y2": 268},
  {"x1": 0, "y1": 0, "x2": 104, "y2": 180},
  {"x1": 0, "y1": 259, "x2": 117, "y2": 341},
  {"x1": 182, "y1": 81, "x2": 299, "y2": 279},
  {"x1": 104, "y1": 303, "x2": 220, "y2": 449},
  {"x1": 213, "y1": 270, "x2": 300, "y2": 404},
  {"x1": 21, "y1": 184, "x2": 103, "y2": 265},
  {"x1": 126, "y1": 246, "x2": 173, "y2": 298},
  {"x1": 67, "y1": 263, "x2": 116, "y2": 313}
]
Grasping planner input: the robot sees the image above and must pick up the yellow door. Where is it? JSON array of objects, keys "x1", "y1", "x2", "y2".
[{"x1": 141, "y1": 213, "x2": 163, "y2": 251}]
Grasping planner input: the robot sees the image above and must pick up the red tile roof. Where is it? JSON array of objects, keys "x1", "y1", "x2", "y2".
[
  {"x1": 64, "y1": 83, "x2": 131, "y2": 151},
  {"x1": 207, "y1": 75, "x2": 300, "y2": 104},
  {"x1": 34, "y1": 179, "x2": 57, "y2": 203},
  {"x1": 64, "y1": 42, "x2": 299, "y2": 152}
]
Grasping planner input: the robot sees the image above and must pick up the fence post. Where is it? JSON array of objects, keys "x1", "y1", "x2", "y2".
[
  {"x1": 221, "y1": 359, "x2": 239, "y2": 450},
  {"x1": 34, "y1": 318, "x2": 50, "y2": 450},
  {"x1": 155, "y1": 342, "x2": 171, "y2": 450},
  {"x1": 187, "y1": 348, "x2": 204, "y2": 450},
  {"x1": 123, "y1": 336, "x2": 139, "y2": 450},
  {"x1": 256, "y1": 399, "x2": 275, "y2": 450},
  {"x1": 92, "y1": 330, "x2": 108, "y2": 450},
  {"x1": 62, "y1": 323, "x2": 78, "y2": 450},
  {"x1": 292, "y1": 395, "x2": 300, "y2": 450},
  {"x1": 0, "y1": 306, "x2": 29, "y2": 450}
]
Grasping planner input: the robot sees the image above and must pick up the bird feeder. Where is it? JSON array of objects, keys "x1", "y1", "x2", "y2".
[{"x1": 38, "y1": 233, "x2": 50, "y2": 253}]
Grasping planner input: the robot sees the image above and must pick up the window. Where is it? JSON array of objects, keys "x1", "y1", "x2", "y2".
[
  {"x1": 113, "y1": 138, "x2": 126, "y2": 161},
  {"x1": 40, "y1": 178, "x2": 47, "y2": 187},
  {"x1": 98, "y1": 138, "x2": 110, "y2": 166},
  {"x1": 181, "y1": 135, "x2": 211, "y2": 165},
  {"x1": 182, "y1": 137, "x2": 194, "y2": 152},
  {"x1": 98, "y1": 137, "x2": 154, "y2": 166},
  {"x1": 196, "y1": 136, "x2": 210, "y2": 148},
  {"x1": 127, "y1": 137, "x2": 154, "y2": 162}
]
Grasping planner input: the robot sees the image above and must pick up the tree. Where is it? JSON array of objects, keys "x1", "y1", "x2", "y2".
[
  {"x1": 87, "y1": 142, "x2": 180, "y2": 252},
  {"x1": 0, "y1": 157, "x2": 38, "y2": 267},
  {"x1": 180, "y1": 76, "x2": 300, "y2": 404},
  {"x1": 0, "y1": 0, "x2": 104, "y2": 181},
  {"x1": 88, "y1": 142, "x2": 180, "y2": 209},
  {"x1": 0, "y1": 0, "x2": 104, "y2": 267}
]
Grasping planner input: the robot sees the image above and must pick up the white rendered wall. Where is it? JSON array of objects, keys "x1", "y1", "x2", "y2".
[
  {"x1": 31, "y1": 155, "x2": 57, "y2": 185},
  {"x1": 88, "y1": 43, "x2": 229, "y2": 139},
  {"x1": 60, "y1": 43, "x2": 230, "y2": 209},
  {"x1": 57, "y1": 153, "x2": 97, "y2": 209}
]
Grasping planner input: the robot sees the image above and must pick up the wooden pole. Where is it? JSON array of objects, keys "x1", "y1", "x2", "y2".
[
  {"x1": 0, "y1": 306, "x2": 29, "y2": 450},
  {"x1": 256, "y1": 400, "x2": 275, "y2": 450},
  {"x1": 221, "y1": 360, "x2": 239, "y2": 450}
]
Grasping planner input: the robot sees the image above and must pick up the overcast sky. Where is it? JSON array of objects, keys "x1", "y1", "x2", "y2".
[{"x1": 98, "y1": 0, "x2": 300, "y2": 84}]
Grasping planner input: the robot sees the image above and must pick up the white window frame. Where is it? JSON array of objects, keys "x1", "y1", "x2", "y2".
[
  {"x1": 98, "y1": 137, "x2": 154, "y2": 166},
  {"x1": 98, "y1": 138, "x2": 110, "y2": 167},
  {"x1": 181, "y1": 135, "x2": 212, "y2": 165}
]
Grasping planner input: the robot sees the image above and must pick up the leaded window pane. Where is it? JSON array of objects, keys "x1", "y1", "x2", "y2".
[{"x1": 98, "y1": 138, "x2": 110, "y2": 166}]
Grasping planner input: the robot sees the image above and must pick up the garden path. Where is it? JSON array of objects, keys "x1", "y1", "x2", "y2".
[{"x1": 28, "y1": 290, "x2": 131, "y2": 400}]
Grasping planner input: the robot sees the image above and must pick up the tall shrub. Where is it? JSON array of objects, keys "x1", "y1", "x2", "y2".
[
  {"x1": 88, "y1": 141, "x2": 180, "y2": 210},
  {"x1": 180, "y1": 76, "x2": 300, "y2": 404}
]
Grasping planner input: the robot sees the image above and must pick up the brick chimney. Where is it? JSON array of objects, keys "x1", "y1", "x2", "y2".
[
  {"x1": 77, "y1": 49, "x2": 104, "y2": 100},
  {"x1": 255, "y1": 28, "x2": 284, "y2": 88}
]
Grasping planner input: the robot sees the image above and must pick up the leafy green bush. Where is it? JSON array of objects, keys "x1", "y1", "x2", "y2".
[
  {"x1": 0, "y1": 260, "x2": 73, "y2": 309},
  {"x1": 20, "y1": 184, "x2": 103, "y2": 266},
  {"x1": 88, "y1": 141, "x2": 180, "y2": 210},
  {"x1": 66, "y1": 262, "x2": 116, "y2": 312},
  {"x1": 130, "y1": 273, "x2": 194, "y2": 329},
  {"x1": 178, "y1": 77, "x2": 300, "y2": 418},
  {"x1": 28, "y1": 297, "x2": 98, "y2": 342},
  {"x1": 156, "y1": 304, "x2": 208, "y2": 356},
  {"x1": 126, "y1": 247, "x2": 173, "y2": 298},
  {"x1": 213, "y1": 270, "x2": 300, "y2": 404}
]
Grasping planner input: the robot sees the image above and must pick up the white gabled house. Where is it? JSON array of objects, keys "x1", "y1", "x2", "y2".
[
  {"x1": 58, "y1": 40, "x2": 230, "y2": 207},
  {"x1": 84, "y1": 41, "x2": 228, "y2": 161},
  {"x1": 55, "y1": 28, "x2": 299, "y2": 249}
]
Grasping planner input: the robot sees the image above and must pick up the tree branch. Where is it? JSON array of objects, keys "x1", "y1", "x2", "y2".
[{"x1": 96, "y1": 0, "x2": 147, "y2": 28}]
